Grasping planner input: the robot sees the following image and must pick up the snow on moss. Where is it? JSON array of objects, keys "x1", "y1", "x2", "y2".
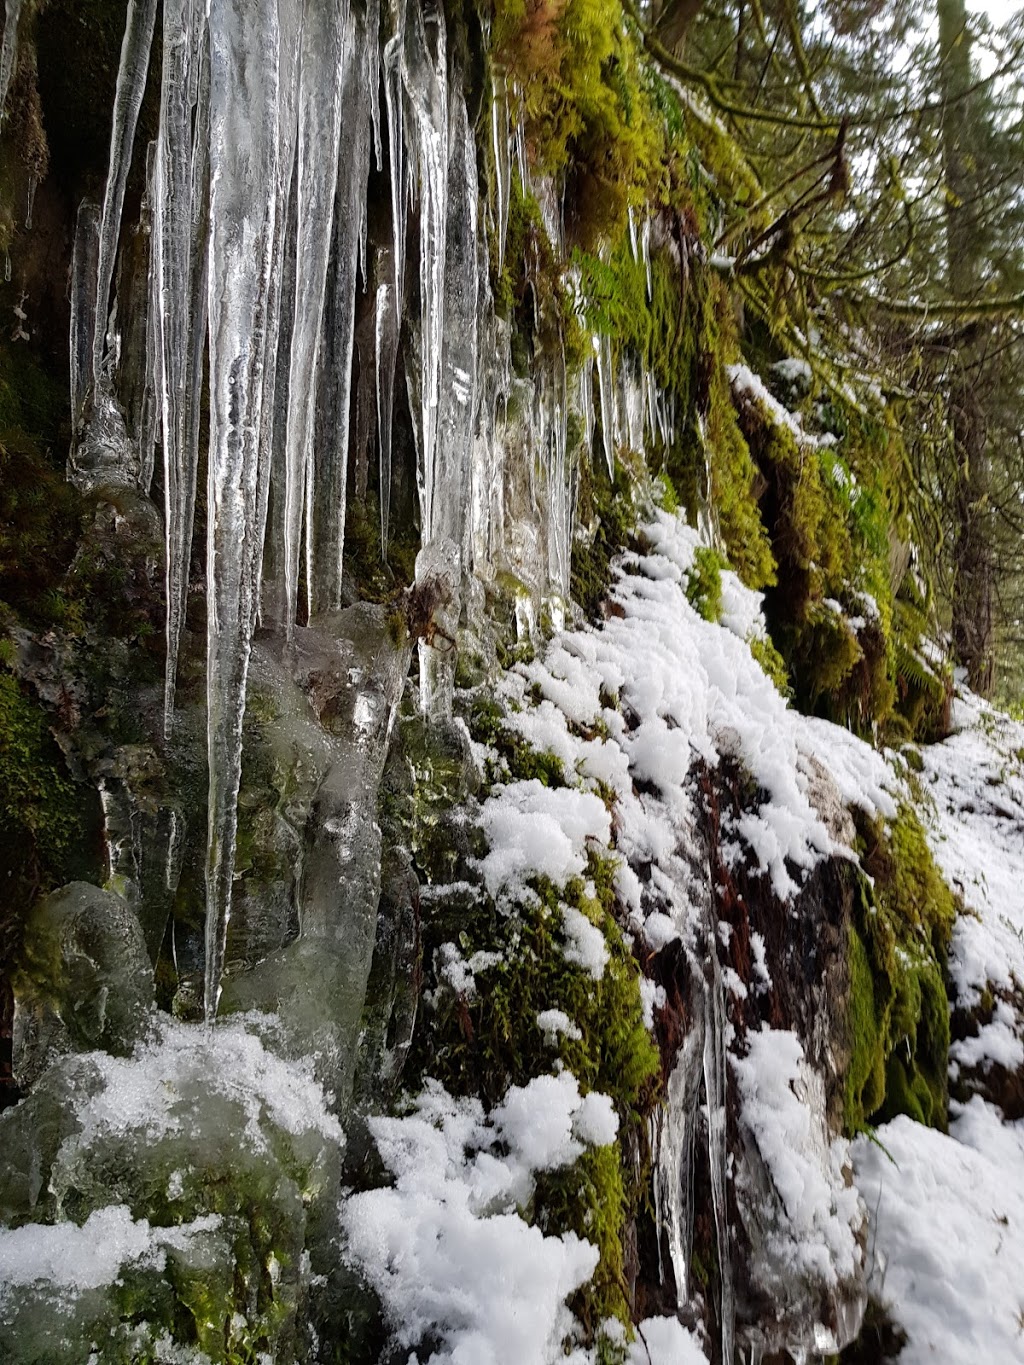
[{"x1": 341, "y1": 1072, "x2": 619, "y2": 1365}]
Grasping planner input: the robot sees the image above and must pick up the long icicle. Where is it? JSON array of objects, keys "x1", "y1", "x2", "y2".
[
  {"x1": 283, "y1": 0, "x2": 348, "y2": 632},
  {"x1": 309, "y1": 11, "x2": 370, "y2": 615},
  {"x1": 157, "y1": 0, "x2": 205, "y2": 731},
  {"x1": 204, "y1": 0, "x2": 284, "y2": 1022},
  {"x1": 92, "y1": 0, "x2": 159, "y2": 386}
]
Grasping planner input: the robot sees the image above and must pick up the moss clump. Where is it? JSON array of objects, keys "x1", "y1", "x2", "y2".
[
  {"x1": 748, "y1": 632, "x2": 790, "y2": 695},
  {"x1": 571, "y1": 445, "x2": 636, "y2": 621},
  {"x1": 843, "y1": 802, "x2": 956, "y2": 1134},
  {"x1": 0, "y1": 671, "x2": 97, "y2": 894},
  {"x1": 685, "y1": 545, "x2": 726, "y2": 622},
  {"x1": 408, "y1": 858, "x2": 659, "y2": 1332},
  {"x1": 494, "y1": 0, "x2": 663, "y2": 246}
]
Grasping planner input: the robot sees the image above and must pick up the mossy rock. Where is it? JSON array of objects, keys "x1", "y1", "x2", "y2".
[{"x1": 843, "y1": 802, "x2": 956, "y2": 1135}]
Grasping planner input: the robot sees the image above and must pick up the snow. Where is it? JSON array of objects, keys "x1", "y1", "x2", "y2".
[
  {"x1": 63, "y1": 1014, "x2": 343, "y2": 1155},
  {"x1": 848, "y1": 690, "x2": 1024, "y2": 1362},
  {"x1": 627, "y1": 1316, "x2": 709, "y2": 1364},
  {"x1": 726, "y1": 362, "x2": 834, "y2": 449},
  {"x1": 916, "y1": 692, "x2": 1024, "y2": 1016},
  {"x1": 560, "y1": 904, "x2": 610, "y2": 980},
  {"x1": 477, "y1": 780, "x2": 611, "y2": 901},
  {"x1": 0, "y1": 1206, "x2": 221, "y2": 1305},
  {"x1": 853, "y1": 1100, "x2": 1024, "y2": 1365},
  {"x1": 342, "y1": 1072, "x2": 618, "y2": 1365},
  {"x1": 537, "y1": 1009, "x2": 582, "y2": 1043}
]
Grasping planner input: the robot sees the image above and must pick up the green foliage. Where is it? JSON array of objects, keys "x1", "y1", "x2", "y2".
[{"x1": 844, "y1": 802, "x2": 956, "y2": 1135}]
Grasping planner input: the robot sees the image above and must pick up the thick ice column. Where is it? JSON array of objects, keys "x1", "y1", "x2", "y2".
[
  {"x1": 93, "y1": 0, "x2": 160, "y2": 384},
  {"x1": 0, "y1": 0, "x2": 25, "y2": 121},
  {"x1": 281, "y1": 0, "x2": 348, "y2": 631},
  {"x1": 203, "y1": 0, "x2": 284, "y2": 1022}
]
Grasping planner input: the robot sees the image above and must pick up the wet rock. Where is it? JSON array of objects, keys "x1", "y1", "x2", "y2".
[{"x1": 12, "y1": 882, "x2": 153, "y2": 1088}]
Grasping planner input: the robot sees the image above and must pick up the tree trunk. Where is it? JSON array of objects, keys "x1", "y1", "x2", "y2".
[{"x1": 939, "y1": 0, "x2": 994, "y2": 693}]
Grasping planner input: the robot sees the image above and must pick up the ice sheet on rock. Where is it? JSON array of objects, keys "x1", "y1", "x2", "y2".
[
  {"x1": 56, "y1": 1014, "x2": 343, "y2": 1154},
  {"x1": 342, "y1": 1073, "x2": 615, "y2": 1365},
  {"x1": 853, "y1": 1099, "x2": 1024, "y2": 1365}
]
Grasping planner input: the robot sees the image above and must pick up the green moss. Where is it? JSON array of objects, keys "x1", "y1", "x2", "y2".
[
  {"x1": 494, "y1": 0, "x2": 663, "y2": 246},
  {"x1": 686, "y1": 545, "x2": 725, "y2": 622},
  {"x1": 0, "y1": 671, "x2": 97, "y2": 893},
  {"x1": 401, "y1": 689, "x2": 660, "y2": 1340},
  {"x1": 843, "y1": 803, "x2": 956, "y2": 1134},
  {"x1": 571, "y1": 445, "x2": 636, "y2": 621},
  {"x1": 748, "y1": 633, "x2": 790, "y2": 695}
]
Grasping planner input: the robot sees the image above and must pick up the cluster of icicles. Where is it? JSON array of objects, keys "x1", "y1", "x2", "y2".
[{"x1": 42, "y1": 0, "x2": 682, "y2": 1027}]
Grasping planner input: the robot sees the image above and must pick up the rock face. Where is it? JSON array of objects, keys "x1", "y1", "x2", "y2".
[{"x1": 0, "y1": 1, "x2": 985, "y2": 1362}]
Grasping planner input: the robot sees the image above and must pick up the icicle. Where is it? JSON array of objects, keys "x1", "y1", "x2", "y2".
[
  {"x1": 383, "y1": 0, "x2": 407, "y2": 317},
  {"x1": 642, "y1": 213, "x2": 652, "y2": 301},
  {"x1": 157, "y1": 0, "x2": 208, "y2": 730},
  {"x1": 93, "y1": 0, "x2": 159, "y2": 383},
  {"x1": 704, "y1": 946, "x2": 736, "y2": 1365},
  {"x1": 405, "y1": 0, "x2": 448, "y2": 538},
  {"x1": 366, "y1": 0, "x2": 382, "y2": 170},
  {"x1": 0, "y1": 0, "x2": 24, "y2": 122},
  {"x1": 69, "y1": 202, "x2": 101, "y2": 441},
  {"x1": 307, "y1": 13, "x2": 371, "y2": 616},
  {"x1": 654, "y1": 1005, "x2": 704, "y2": 1300},
  {"x1": 375, "y1": 273, "x2": 399, "y2": 555},
  {"x1": 354, "y1": 309, "x2": 377, "y2": 500},
  {"x1": 491, "y1": 70, "x2": 511, "y2": 276},
  {"x1": 417, "y1": 84, "x2": 479, "y2": 720},
  {"x1": 627, "y1": 205, "x2": 638, "y2": 262},
  {"x1": 546, "y1": 342, "x2": 570, "y2": 599},
  {"x1": 3, "y1": 252, "x2": 10, "y2": 282},
  {"x1": 203, "y1": 0, "x2": 285, "y2": 1022},
  {"x1": 282, "y1": 0, "x2": 348, "y2": 630},
  {"x1": 595, "y1": 333, "x2": 616, "y2": 478},
  {"x1": 255, "y1": 0, "x2": 302, "y2": 630},
  {"x1": 24, "y1": 174, "x2": 35, "y2": 229}
]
